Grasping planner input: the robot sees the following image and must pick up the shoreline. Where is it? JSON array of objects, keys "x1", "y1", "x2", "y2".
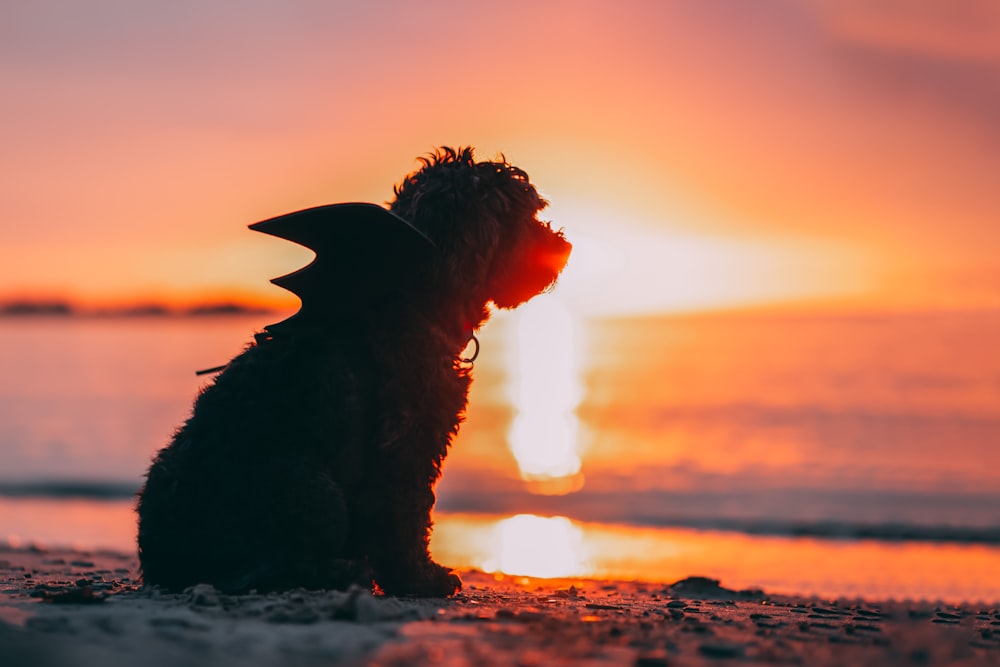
[
  {"x1": 6, "y1": 503, "x2": 1000, "y2": 606},
  {"x1": 2, "y1": 546, "x2": 998, "y2": 666}
]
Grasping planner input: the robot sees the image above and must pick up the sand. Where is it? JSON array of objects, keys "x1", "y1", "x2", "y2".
[{"x1": 1, "y1": 545, "x2": 998, "y2": 666}]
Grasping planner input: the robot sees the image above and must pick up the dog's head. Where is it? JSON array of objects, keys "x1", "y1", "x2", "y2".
[{"x1": 390, "y1": 147, "x2": 571, "y2": 323}]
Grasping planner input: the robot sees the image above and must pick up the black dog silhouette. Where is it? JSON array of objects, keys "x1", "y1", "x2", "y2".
[{"x1": 136, "y1": 147, "x2": 571, "y2": 596}]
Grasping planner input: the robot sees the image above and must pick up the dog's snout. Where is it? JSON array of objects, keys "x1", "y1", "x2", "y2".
[{"x1": 543, "y1": 234, "x2": 572, "y2": 273}]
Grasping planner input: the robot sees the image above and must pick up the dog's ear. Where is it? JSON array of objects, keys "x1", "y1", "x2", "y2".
[{"x1": 250, "y1": 203, "x2": 435, "y2": 334}]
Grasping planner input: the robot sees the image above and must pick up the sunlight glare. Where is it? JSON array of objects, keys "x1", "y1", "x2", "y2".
[
  {"x1": 481, "y1": 514, "x2": 590, "y2": 579},
  {"x1": 543, "y1": 200, "x2": 874, "y2": 317},
  {"x1": 507, "y1": 296, "x2": 584, "y2": 492}
]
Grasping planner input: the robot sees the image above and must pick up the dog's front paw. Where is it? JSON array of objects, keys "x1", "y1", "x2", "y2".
[
  {"x1": 379, "y1": 563, "x2": 462, "y2": 598},
  {"x1": 438, "y1": 569, "x2": 463, "y2": 596}
]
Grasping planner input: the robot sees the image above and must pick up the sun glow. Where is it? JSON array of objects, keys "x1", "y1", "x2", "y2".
[
  {"x1": 542, "y1": 199, "x2": 876, "y2": 318},
  {"x1": 506, "y1": 296, "x2": 584, "y2": 494},
  {"x1": 481, "y1": 514, "x2": 590, "y2": 579}
]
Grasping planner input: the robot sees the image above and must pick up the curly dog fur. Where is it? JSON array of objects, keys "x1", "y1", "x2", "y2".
[{"x1": 136, "y1": 147, "x2": 571, "y2": 596}]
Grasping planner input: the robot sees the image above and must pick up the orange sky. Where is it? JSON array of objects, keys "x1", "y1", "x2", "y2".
[{"x1": 3, "y1": 0, "x2": 999, "y2": 316}]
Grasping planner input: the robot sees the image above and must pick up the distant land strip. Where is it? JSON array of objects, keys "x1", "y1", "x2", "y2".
[
  {"x1": 0, "y1": 480, "x2": 140, "y2": 500},
  {"x1": 0, "y1": 300, "x2": 275, "y2": 318}
]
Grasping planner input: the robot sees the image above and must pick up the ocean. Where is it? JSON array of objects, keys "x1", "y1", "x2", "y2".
[{"x1": 2, "y1": 306, "x2": 999, "y2": 602}]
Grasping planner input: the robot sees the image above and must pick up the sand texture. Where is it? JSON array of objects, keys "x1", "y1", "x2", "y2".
[{"x1": 2, "y1": 546, "x2": 998, "y2": 666}]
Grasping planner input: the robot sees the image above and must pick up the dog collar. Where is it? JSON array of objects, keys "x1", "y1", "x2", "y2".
[
  {"x1": 459, "y1": 332, "x2": 480, "y2": 367},
  {"x1": 197, "y1": 326, "x2": 480, "y2": 377}
]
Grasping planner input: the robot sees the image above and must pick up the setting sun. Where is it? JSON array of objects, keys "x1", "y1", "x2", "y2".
[{"x1": 546, "y1": 208, "x2": 877, "y2": 318}]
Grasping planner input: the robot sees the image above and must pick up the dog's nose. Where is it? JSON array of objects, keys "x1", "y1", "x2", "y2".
[{"x1": 546, "y1": 235, "x2": 572, "y2": 272}]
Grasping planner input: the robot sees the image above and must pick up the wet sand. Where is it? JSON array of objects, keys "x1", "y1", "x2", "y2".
[{"x1": 1, "y1": 546, "x2": 998, "y2": 666}]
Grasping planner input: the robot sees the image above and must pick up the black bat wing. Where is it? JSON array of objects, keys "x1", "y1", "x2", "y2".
[{"x1": 249, "y1": 203, "x2": 435, "y2": 334}]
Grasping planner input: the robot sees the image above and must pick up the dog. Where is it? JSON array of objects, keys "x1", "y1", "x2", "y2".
[{"x1": 136, "y1": 147, "x2": 571, "y2": 596}]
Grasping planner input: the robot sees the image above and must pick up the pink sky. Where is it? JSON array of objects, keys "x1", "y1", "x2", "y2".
[{"x1": 3, "y1": 0, "x2": 999, "y2": 315}]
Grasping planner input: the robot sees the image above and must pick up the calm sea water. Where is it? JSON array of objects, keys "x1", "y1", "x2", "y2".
[{"x1": 1, "y1": 307, "x2": 999, "y2": 601}]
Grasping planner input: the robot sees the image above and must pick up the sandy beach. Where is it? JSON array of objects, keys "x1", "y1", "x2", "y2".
[{"x1": 2, "y1": 545, "x2": 998, "y2": 666}]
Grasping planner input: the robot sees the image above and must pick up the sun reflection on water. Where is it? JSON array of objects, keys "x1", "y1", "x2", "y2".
[
  {"x1": 507, "y1": 297, "x2": 584, "y2": 493},
  {"x1": 428, "y1": 513, "x2": 1000, "y2": 603},
  {"x1": 481, "y1": 514, "x2": 590, "y2": 579}
]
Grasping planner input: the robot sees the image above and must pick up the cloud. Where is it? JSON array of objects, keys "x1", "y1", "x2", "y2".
[
  {"x1": 814, "y1": 0, "x2": 1000, "y2": 138},
  {"x1": 816, "y1": 0, "x2": 1000, "y2": 62}
]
